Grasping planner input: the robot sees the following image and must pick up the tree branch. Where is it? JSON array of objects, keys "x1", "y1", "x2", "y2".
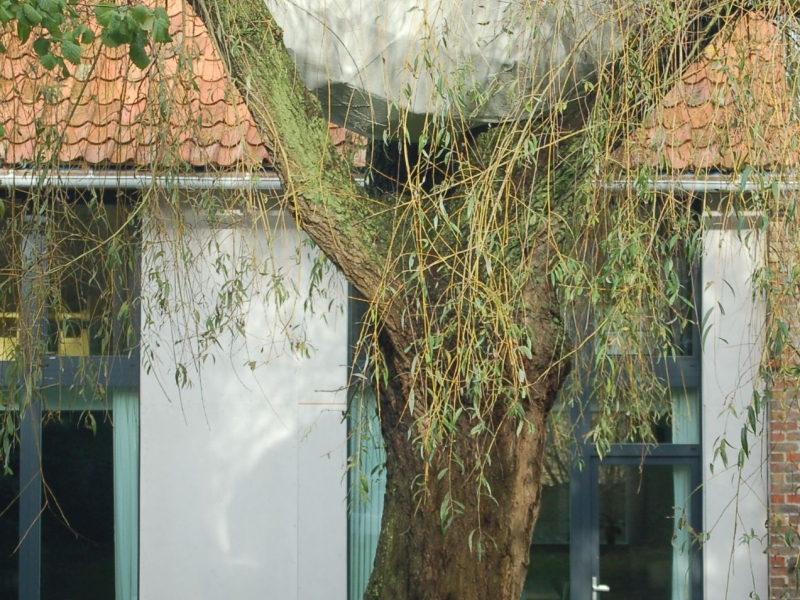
[{"x1": 189, "y1": 0, "x2": 392, "y2": 302}]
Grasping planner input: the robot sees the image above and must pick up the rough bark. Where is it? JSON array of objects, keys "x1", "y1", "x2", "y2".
[
  {"x1": 191, "y1": 0, "x2": 722, "y2": 598},
  {"x1": 192, "y1": 3, "x2": 590, "y2": 596},
  {"x1": 190, "y1": 0, "x2": 393, "y2": 305},
  {"x1": 365, "y1": 272, "x2": 568, "y2": 599},
  {"x1": 358, "y1": 130, "x2": 588, "y2": 598}
]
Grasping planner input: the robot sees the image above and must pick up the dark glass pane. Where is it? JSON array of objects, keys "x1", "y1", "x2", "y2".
[
  {"x1": 0, "y1": 435, "x2": 20, "y2": 598},
  {"x1": 598, "y1": 464, "x2": 693, "y2": 600},
  {"x1": 0, "y1": 210, "x2": 20, "y2": 361},
  {"x1": 600, "y1": 236, "x2": 696, "y2": 358},
  {"x1": 667, "y1": 243, "x2": 695, "y2": 356},
  {"x1": 590, "y1": 388, "x2": 699, "y2": 444},
  {"x1": 40, "y1": 410, "x2": 115, "y2": 600}
]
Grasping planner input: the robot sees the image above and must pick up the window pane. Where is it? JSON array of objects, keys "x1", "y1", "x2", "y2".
[
  {"x1": 0, "y1": 434, "x2": 19, "y2": 598},
  {"x1": 40, "y1": 410, "x2": 115, "y2": 600},
  {"x1": 600, "y1": 231, "x2": 696, "y2": 358},
  {"x1": 590, "y1": 387, "x2": 699, "y2": 444},
  {"x1": 348, "y1": 386, "x2": 385, "y2": 600},
  {"x1": 47, "y1": 200, "x2": 136, "y2": 356},
  {"x1": 0, "y1": 210, "x2": 20, "y2": 361},
  {"x1": 599, "y1": 464, "x2": 694, "y2": 600}
]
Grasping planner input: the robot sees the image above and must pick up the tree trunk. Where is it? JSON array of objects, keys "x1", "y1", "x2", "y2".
[
  {"x1": 367, "y1": 386, "x2": 555, "y2": 600},
  {"x1": 364, "y1": 256, "x2": 568, "y2": 599}
]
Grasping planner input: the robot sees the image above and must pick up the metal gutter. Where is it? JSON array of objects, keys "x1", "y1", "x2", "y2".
[
  {"x1": 0, "y1": 169, "x2": 283, "y2": 191},
  {"x1": 607, "y1": 174, "x2": 800, "y2": 194},
  {"x1": 0, "y1": 169, "x2": 788, "y2": 196}
]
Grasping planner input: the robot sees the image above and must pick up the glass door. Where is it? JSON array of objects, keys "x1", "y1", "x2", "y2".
[{"x1": 590, "y1": 458, "x2": 701, "y2": 600}]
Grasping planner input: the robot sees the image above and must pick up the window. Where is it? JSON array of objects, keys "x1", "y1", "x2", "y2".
[
  {"x1": 0, "y1": 190, "x2": 139, "y2": 600},
  {"x1": 525, "y1": 243, "x2": 702, "y2": 600},
  {"x1": 346, "y1": 296, "x2": 385, "y2": 600}
]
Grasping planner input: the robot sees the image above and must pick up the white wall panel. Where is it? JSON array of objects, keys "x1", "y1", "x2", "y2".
[
  {"x1": 298, "y1": 406, "x2": 348, "y2": 600},
  {"x1": 139, "y1": 207, "x2": 348, "y2": 600},
  {"x1": 702, "y1": 216, "x2": 768, "y2": 600}
]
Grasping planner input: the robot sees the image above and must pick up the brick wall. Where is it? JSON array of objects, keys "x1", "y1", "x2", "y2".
[
  {"x1": 769, "y1": 386, "x2": 800, "y2": 599},
  {"x1": 765, "y1": 211, "x2": 800, "y2": 599}
]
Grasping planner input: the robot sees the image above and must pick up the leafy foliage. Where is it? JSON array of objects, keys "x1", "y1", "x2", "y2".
[
  {"x1": 0, "y1": 0, "x2": 170, "y2": 76},
  {"x1": 94, "y1": 2, "x2": 171, "y2": 67}
]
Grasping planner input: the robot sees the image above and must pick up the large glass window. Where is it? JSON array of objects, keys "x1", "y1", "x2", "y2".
[
  {"x1": 0, "y1": 190, "x2": 139, "y2": 600},
  {"x1": 596, "y1": 463, "x2": 696, "y2": 600},
  {"x1": 347, "y1": 385, "x2": 386, "y2": 600}
]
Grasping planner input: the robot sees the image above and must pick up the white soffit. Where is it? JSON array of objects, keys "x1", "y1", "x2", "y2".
[{"x1": 268, "y1": 0, "x2": 623, "y2": 138}]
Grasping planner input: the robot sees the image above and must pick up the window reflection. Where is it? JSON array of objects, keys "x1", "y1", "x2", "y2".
[
  {"x1": 0, "y1": 210, "x2": 20, "y2": 360},
  {"x1": 0, "y1": 436, "x2": 19, "y2": 598},
  {"x1": 590, "y1": 388, "x2": 700, "y2": 444},
  {"x1": 47, "y1": 201, "x2": 136, "y2": 357},
  {"x1": 524, "y1": 410, "x2": 572, "y2": 600},
  {"x1": 599, "y1": 464, "x2": 694, "y2": 600},
  {"x1": 0, "y1": 194, "x2": 137, "y2": 361},
  {"x1": 40, "y1": 410, "x2": 115, "y2": 600}
]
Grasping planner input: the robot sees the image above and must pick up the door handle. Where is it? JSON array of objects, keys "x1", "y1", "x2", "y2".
[{"x1": 591, "y1": 576, "x2": 610, "y2": 600}]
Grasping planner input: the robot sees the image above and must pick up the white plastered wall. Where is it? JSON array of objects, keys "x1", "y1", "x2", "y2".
[
  {"x1": 702, "y1": 214, "x2": 769, "y2": 600},
  {"x1": 138, "y1": 205, "x2": 348, "y2": 600}
]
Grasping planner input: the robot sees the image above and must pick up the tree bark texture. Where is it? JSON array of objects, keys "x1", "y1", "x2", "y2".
[
  {"x1": 365, "y1": 275, "x2": 567, "y2": 600},
  {"x1": 193, "y1": 0, "x2": 751, "y2": 597}
]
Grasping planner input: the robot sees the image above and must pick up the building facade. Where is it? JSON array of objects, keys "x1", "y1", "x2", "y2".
[{"x1": 0, "y1": 5, "x2": 794, "y2": 600}]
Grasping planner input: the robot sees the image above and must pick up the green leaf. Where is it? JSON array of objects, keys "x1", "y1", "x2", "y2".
[
  {"x1": 130, "y1": 4, "x2": 149, "y2": 24},
  {"x1": 80, "y1": 28, "x2": 95, "y2": 45},
  {"x1": 21, "y1": 4, "x2": 43, "y2": 24},
  {"x1": 129, "y1": 42, "x2": 149, "y2": 69},
  {"x1": 44, "y1": 20, "x2": 63, "y2": 37},
  {"x1": 94, "y1": 2, "x2": 117, "y2": 27},
  {"x1": 61, "y1": 39, "x2": 81, "y2": 64},
  {"x1": 15, "y1": 22, "x2": 29, "y2": 43},
  {"x1": 32, "y1": 35, "x2": 50, "y2": 57},
  {"x1": 0, "y1": 6, "x2": 13, "y2": 23},
  {"x1": 151, "y1": 6, "x2": 171, "y2": 42},
  {"x1": 38, "y1": 0, "x2": 60, "y2": 16},
  {"x1": 130, "y1": 4, "x2": 155, "y2": 30},
  {"x1": 100, "y1": 28, "x2": 122, "y2": 48},
  {"x1": 40, "y1": 53, "x2": 57, "y2": 70}
]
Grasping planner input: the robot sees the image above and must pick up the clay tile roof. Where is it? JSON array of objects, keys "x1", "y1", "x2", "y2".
[
  {"x1": 0, "y1": 0, "x2": 272, "y2": 168},
  {"x1": 620, "y1": 14, "x2": 800, "y2": 172},
  {"x1": 0, "y1": 0, "x2": 369, "y2": 170}
]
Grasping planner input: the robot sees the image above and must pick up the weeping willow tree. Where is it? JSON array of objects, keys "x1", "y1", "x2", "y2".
[{"x1": 0, "y1": 0, "x2": 799, "y2": 598}]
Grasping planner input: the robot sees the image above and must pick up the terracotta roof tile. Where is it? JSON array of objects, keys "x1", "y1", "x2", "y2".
[
  {"x1": 0, "y1": 0, "x2": 368, "y2": 170},
  {"x1": 0, "y1": 0, "x2": 269, "y2": 168},
  {"x1": 621, "y1": 14, "x2": 800, "y2": 172}
]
